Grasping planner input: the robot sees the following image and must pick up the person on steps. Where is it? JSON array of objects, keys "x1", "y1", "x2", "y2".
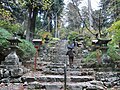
[{"x1": 66, "y1": 48, "x2": 75, "y2": 68}]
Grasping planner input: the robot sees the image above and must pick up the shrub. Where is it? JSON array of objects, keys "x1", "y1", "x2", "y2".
[
  {"x1": 83, "y1": 51, "x2": 96, "y2": 63},
  {"x1": 0, "y1": 28, "x2": 36, "y2": 61},
  {"x1": 108, "y1": 20, "x2": 120, "y2": 43},
  {"x1": 0, "y1": 27, "x2": 12, "y2": 47},
  {"x1": 0, "y1": 20, "x2": 22, "y2": 33},
  {"x1": 107, "y1": 44, "x2": 120, "y2": 61},
  {"x1": 18, "y1": 39, "x2": 36, "y2": 61},
  {"x1": 83, "y1": 50, "x2": 102, "y2": 63},
  {"x1": 0, "y1": 28, "x2": 12, "y2": 61},
  {"x1": 47, "y1": 38, "x2": 60, "y2": 47},
  {"x1": 67, "y1": 31, "x2": 79, "y2": 41},
  {"x1": 38, "y1": 31, "x2": 52, "y2": 40}
]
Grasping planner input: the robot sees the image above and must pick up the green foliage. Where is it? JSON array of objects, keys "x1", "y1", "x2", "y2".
[
  {"x1": 35, "y1": 16, "x2": 42, "y2": 30},
  {"x1": 108, "y1": 20, "x2": 120, "y2": 43},
  {"x1": 48, "y1": 38, "x2": 60, "y2": 47},
  {"x1": 0, "y1": 28, "x2": 12, "y2": 47},
  {"x1": 38, "y1": 31, "x2": 52, "y2": 40},
  {"x1": 52, "y1": 38, "x2": 60, "y2": 41},
  {"x1": 52, "y1": 0, "x2": 64, "y2": 13},
  {"x1": 0, "y1": 28, "x2": 36, "y2": 61},
  {"x1": 0, "y1": 20, "x2": 22, "y2": 33},
  {"x1": 83, "y1": 51, "x2": 98, "y2": 63},
  {"x1": 59, "y1": 28, "x2": 68, "y2": 39},
  {"x1": 83, "y1": 44, "x2": 120, "y2": 63},
  {"x1": 107, "y1": 44, "x2": 120, "y2": 61},
  {"x1": 66, "y1": 1, "x2": 82, "y2": 30},
  {"x1": 42, "y1": 0, "x2": 52, "y2": 10},
  {"x1": 0, "y1": 8, "x2": 14, "y2": 21},
  {"x1": 19, "y1": 39, "x2": 36, "y2": 60},
  {"x1": 99, "y1": 0, "x2": 120, "y2": 28},
  {"x1": 1, "y1": 0, "x2": 64, "y2": 39},
  {"x1": 67, "y1": 31, "x2": 79, "y2": 42}
]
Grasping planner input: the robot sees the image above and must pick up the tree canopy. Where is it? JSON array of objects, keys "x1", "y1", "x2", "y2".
[
  {"x1": 0, "y1": 0, "x2": 64, "y2": 41},
  {"x1": 108, "y1": 20, "x2": 120, "y2": 43}
]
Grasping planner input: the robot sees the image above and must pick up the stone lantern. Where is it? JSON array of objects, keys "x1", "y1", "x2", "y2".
[
  {"x1": 92, "y1": 39, "x2": 100, "y2": 50},
  {"x1": 76, "y1": 35, "x2": 84, "y2": 47},
  {"x1": 4, "y1": 33, "x2": 21, "y2": 68},
  {"x1": 75, "y1": 35, "x2": 85, "y2": 58},
  {"x1": 98, "y1": 38, "x2": 112, "y2": 64},
  {"x1": 0, "y1": 33, "x2": 24, "y2": 78},
  {"x1": 92, "y1": 39, "x2": 101, "y2": 64},
  {"x1": 92, "y1": 38, "x2": 112, "y2": 64}
]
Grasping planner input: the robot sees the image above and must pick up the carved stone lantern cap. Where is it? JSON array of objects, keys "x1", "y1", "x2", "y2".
[
  {"x1": 7, "y1": 33, "x2": 21, "y2": 46},
  {"x1": 7, "y1": 37, "x2": 21, "y2": 43},
  {"x1": 97, "y1": 38, "x2": 112, "y2": 45},
  {"x1": 92, "y1": 38, "x2": 112, "y2": 46}
]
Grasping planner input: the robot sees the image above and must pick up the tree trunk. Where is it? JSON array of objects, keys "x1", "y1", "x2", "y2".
[
  {"x1": 49, "y1": 13, "x2": 53, "y2": 33},
  {"x1": 43, "y1": 11, "x2": 47, "y2": 31},
  {"x1": 26, "y1": 7, "x2": 38, "y2": 41},
  {"x1": 47, "y1": 16, "x2": 50, "y2": 32},
  {"x1": 30, "y1": 7, "x2": 38, "y2": 41},
  {"x1": 54, "y1": 14, "x2": 57, "y2": 37},
  {"x1": 47, "y1": 13, "x2": 53, "y2": 33},
  {"x1": 26, "y1": 7, "x2": 32, "y2": 41}
]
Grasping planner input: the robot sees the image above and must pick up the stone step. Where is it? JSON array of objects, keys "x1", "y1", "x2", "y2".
[
  {"x1": 22, "y1": 74, "x2": 94, "y2": 83},
  {"x1": 42, "y1": 69, "x2": 95, "y2": 76},
  {"x1": 41, "y1": 64, "x2": 95, "y2": 76},
  {"x1": 0, "y1": 83, "x2": 24, "y2": 90},
  {"x1": 27, "y1": 81, "x2": 105, "y2": 90},
  {"x1": 0, "y1": 79, "x2": 106, "y2": 90}
]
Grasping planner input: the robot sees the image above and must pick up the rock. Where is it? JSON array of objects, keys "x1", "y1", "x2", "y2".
[
  {"x1": 89, "y1": 80, "x2": 107, "y2": 89},
  {"x1": 86, "y1": 85, "x2": 105, "y2": 90},
  {"x1": 71, "y1": 76, "x2": 94, "y2": 82},
  {"x1": 28, "y1": 81, "x2": 40, "y2": 89},
  {"x1": 68, "y1": 86, "x2": 83, "y2": 90},
  {"x1": 45, "y1": 85, "x2": 62, "y2": 90}
]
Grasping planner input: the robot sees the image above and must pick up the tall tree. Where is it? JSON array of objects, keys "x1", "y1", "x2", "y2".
[
  {"x1": 37, "y1": 0, "x2": 64, "y2": 36},
  {"x1": 0, "y1": 0, "x2": 64, "y2": 40},
  {"x1": 0, "y1": 0, "x2": 25, "y2": 22},
  {"x1": 52, "y1": 0, "x2": 64, "y2": 37},
  {"x1": 65, "y1": 0, "x2": 97, "y2": 37},
  {"x1": 0, "y1": 0, "x2": 53, "y2": 41},
  {"x1": 108, "y1": 20, "x2": 120, "y2": 43},
  {"x1": 66, "y1": 1, "x2": 82, "y2": 30},
  {"x1": 100, "y1": 0, "x2": 120, "y2": 28}
]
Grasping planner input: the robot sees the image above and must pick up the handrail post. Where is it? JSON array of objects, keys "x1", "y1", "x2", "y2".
[{"x1": 64, "y1": 63, "x2": 67, "y2": 90}]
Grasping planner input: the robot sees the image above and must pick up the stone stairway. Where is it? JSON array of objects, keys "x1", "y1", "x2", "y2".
[
  {"x1": 21, "y1": 63, "x2": 105, "y2": 90},
  {"x1": 0, "y1": 40, "x2": 119, "y2": 90},
  {"x1": 20, "y1": 40, "x2": 106, "y2": 90}
]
